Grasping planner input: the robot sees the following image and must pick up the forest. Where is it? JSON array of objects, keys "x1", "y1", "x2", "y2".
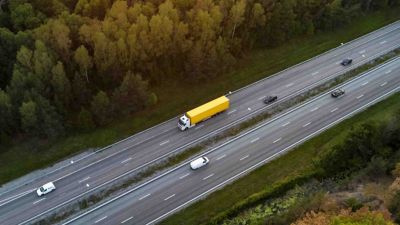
[{"x1": 0, "y1": 0, "x2": 399, "y2": 141}]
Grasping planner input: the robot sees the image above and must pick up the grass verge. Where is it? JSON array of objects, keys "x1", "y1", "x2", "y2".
[
  {"x1": 160, "y1": 91, "x2": 400, "y2": 225},
  {"x1": 1, "y1": 9, "x2": 400, "y2": 185}
]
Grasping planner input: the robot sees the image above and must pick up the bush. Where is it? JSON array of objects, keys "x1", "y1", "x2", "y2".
[
  {"x1": 388, "y1": 191, "x2": 400, "y2": 223},
  {"x1": 207, "y1": 171, "x2": 316, "y2": 225}
]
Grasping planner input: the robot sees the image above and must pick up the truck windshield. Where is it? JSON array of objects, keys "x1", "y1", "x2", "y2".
[{"x1": 178, "y1": 119, "x2": 185, "y2": 126}]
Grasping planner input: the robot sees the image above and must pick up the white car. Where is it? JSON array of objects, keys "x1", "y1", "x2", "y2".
[
  {"x1": 190, "y1": 156, "x2": 209, "y2": 170},
  {"x1": 37, "y1": 182, "x2": 56, "y2": 197}
]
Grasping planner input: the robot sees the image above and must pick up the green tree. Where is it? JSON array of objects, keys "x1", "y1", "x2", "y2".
[
  {"x1": 51, "y1": 61, "x2": 71, "y2": 111},
  {"x1": 72, "y1": 73, "x2": 90, "y2": 108},
  {"x1": 73, "y1": 45, "x2": 92, "y2": 82},
  {"x1": 77, "y1": 107, "x2": 95, "y2": 130},
  {"x1": 10, "y1": 3, "x2": 43, "y2": 31},
  {"x1": 0, "y1": 89, "x2": 14, "y2": 134},
  {"x1": 112, "y1": 71, "x2": 149, "y2": 115},
  {"x1": 19, "y1": 100, "x2": 37, "y2": 133},
  {"x1": 90, "y1": 91, "x2": 111, "y2": 125},
  {"x1": 34, "y1": 19, "x2": 72, "y2": 62}
]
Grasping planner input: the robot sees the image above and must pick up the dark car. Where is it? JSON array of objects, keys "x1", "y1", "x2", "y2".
[
  {"x1": 264, "y1": 96, "x2": 278, "y2": 104},
  {"x1": 341, "y1": 58, "x2": 352, "y2": 66},
  {"x1": 331, "y1": 89, "x2": 345, "y2": 97}
]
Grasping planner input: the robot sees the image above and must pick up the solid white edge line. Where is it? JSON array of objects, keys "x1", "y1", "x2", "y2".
[
  {"x1": 59, "y1": 58, "x2": 400, "y2": 225},
  {"x1": 145, "y1": 86, "x2": 400, "y2": 225}
]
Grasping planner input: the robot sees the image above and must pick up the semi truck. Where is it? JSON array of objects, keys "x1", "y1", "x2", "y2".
[{"x1": 178, "y1": 96, "x2": 230, "y2": 131}]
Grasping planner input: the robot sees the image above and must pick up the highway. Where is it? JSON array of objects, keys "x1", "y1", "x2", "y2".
[
  {"x1": 66, "y1": 56, "x2": 400, "y2": 225},
  {"x1": 0, "y1": 21, "x2": 399, "y2": 225}
]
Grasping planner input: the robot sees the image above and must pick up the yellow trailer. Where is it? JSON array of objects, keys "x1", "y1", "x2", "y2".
[{"x1": 178, "y1": 96, "x2": 230, "y2": 131}]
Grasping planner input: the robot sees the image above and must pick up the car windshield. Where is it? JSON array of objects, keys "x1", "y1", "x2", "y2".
[{"x1": 40, "y1": 187, "x2": 45, "y2": 192}]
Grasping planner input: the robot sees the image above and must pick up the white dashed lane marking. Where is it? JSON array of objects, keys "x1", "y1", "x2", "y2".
[
  {"x1": 78, "y1": 176, "x2": 91, "y2": 183},
  {"x1": 216, "y1": 155, "x2": 226, "y2": 161},
  {"x1": 33, "y1": 198, "x2": 46, "y2": 205},
  {"x1": 164, "y1": 194, "x2": 175, "y2": 201},
  {"x1": 240, "y1": 155, "x2": 249, "y2": 161},
  {"x1": 331, "y1": 108, "x2": 338, "y2": 113},
  {"x1": 139, "y1": 194, "x2": 151, "y2": 201},
  {"x1": 286, "y1": 83, "x2": 294, "y2": 88},
  {"x1": 203, "y1": 174, "x2": 214, "y2": 180},
  {"x1": 303, "y1": 122, "x2": 311, "y2": 127},
  {"x1": 195, "y1": 125, "x2": 205, "y2": 130},
  {"x1": 380, "y1": 82, "x2": 387, "y2": 87},
  {"x1": 179, "y1": 173, "x2": 190, "y2": 179},
  {"x1": 311, "y1": 71, "x2": 319, "y2": 76},
  {"x1": 250, "y1": 137, "x2": 260, "y2": 143},
  {"x1": 121, "y1": 217, "x2": 133, "y2": 224},
  {"x1": 227, "y1": 109, "x2": 237, "y2": 115},
  {"x1": 160, "y1": 140, "x2": 170, "y2": 146},
  {"x1": 120, "y1": 158, "x2": 132, "y2": 164},
  {"x1": 258, "y1": 96, "x2": 266, "y2": 100},
  {"x1": 273, "y1": 138, "x2": 282, "y2": 143},
  {"x1": 95, "y1": 216, "x2": 107, "y2": 223},
  {"x1": 282, "y1": 122, "x2": 290, "y2": 127}
]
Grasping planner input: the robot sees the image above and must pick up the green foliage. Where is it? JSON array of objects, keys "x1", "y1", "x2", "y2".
[
  {"x1": 389, "y1": 191, "x2": 400, "y2": 223},
  {"x1": 330, "y1": 209, "x2": 393, "y2": 225},
  {"x1": 77, "y1": 107, "x2": 94, "y2": 130},
  {"x1": 207, "y1": 172, "x2": 316, "y2": 225},
  {"x1": 19, "y1": 100, "x2": 37, "y2": 133},
  {"x1": 10, "y1": 3, "x2": 43, "y2": 31},
  {"x1": 112, "y1": 72, "x2": 150, "y2": 115},
  {"x1": 317, "y1": 121, "x2": 399, "y2": 176},
  {"x1": 345, "y1": 197, "x2": 363, "y2": 212},
  {"x1": 90, "y1": 91, "x2": 111, "y2": 126}
]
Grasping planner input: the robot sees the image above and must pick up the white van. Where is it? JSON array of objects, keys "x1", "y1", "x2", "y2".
[
  {"x1": 37, "y1": 182, "x2": 56, "y2": 197},
  {"x1": 190, "y1": 156, "x2": 209, "y2": 170}
]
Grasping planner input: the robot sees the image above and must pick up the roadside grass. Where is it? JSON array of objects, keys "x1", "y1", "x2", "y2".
[
  {"x1": 160, "y1": 92, "x2": 400, "y2": 225},
  {"x1": 1, "y1": 9, "x2": 399, "y2": 185}
]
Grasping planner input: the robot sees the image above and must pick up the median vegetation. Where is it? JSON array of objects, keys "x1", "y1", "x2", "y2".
[{"x1": 160, "y1": 91, "x2": 400, "y2": 225}]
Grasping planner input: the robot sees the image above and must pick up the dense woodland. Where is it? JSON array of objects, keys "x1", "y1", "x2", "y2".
[{"x1": 0, "y1": 0, "x2": 399, "y2": 141}]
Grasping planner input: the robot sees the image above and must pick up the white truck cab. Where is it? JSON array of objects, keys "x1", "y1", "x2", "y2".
[{"x1": 178, "y1": 115, "x2": 192, "y2": 131}]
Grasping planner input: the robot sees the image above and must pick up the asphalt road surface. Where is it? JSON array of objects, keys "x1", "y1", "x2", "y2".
[
  {"x1": 0, "y1": 21, "x2": 400, "y2": 225},
  {"x1": 66, "y1": 56, "x2": 400, "y2": 225}
]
